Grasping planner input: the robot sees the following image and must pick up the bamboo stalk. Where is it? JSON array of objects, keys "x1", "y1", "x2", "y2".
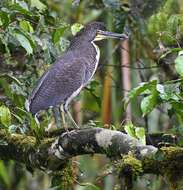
[{"x1": 121, "y1": 39, "x2": 131, "y2": 120}]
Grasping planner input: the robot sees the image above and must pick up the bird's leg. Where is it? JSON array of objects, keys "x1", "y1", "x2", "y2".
[
  {"x1": 66, "y1": 110, "x2": 80, "y2": 128},
  {"x1": 63, "y1": 104, "x2": 79, "y2": 128},
  {"x1": 53, "y1": 106, "x2": 62, "y2": 128},
  {"x1": 60, "y1": 104, "x2": 69, "y2": 131}
]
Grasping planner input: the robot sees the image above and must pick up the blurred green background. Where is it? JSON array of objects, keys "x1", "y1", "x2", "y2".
[{"x1": 1, "y1": 0, "x2": 183, "y2": 189}]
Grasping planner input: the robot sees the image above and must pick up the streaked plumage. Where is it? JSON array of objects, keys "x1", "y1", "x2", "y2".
[
  {"x1": 27, "y1": 22, "x2": 104, "y2": 114},
  {"x1": 26, "y1": 21, "x2": 128, "y2": 127}
]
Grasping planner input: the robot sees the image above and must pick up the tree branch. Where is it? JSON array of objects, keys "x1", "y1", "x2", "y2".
[
  {"x1": 1, "y1": 126, "x2": 183, "y2": 187},
  {"x1": 0, "y1": 128, "x2": 157, "y2": 171},
  {"x1": 50, "y1": 127, "x2": 157, "y2": 159}
]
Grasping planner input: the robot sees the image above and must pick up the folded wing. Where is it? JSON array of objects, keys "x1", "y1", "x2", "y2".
[{"x1": 28, "y1": 58, "x2": 86, "y2": 115}]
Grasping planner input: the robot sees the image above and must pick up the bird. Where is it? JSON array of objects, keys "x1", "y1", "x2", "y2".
[{"x1": 26, "y1": 21, "x2": 128, "y2": 128}]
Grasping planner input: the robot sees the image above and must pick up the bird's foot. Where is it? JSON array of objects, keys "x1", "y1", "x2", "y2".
[
  {"x1": 63, "y1": 123, "x2": 69, "y2": 133},
  {"x1": 62, "y1": 127, "x2": 78, "y2": 138}
]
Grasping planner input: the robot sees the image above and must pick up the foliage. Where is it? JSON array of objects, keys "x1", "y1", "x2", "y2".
[
  {"x1": 175, "y1": 50, "x2": 183, "y2": 76},
  {"x1": 124, "y1": 121, "x2": 146, "y2": 145},
  {"x1": 0, "y1": 0, "x2": 183, "y2": 189},
  {"x1": 147, "y1": 0, "x2": 183, "y2": 45}
]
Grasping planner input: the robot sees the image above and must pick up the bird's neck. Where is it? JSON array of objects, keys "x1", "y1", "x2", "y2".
[
  {"x1": 91, "y1": 40, "x2": 100, "y2": 63},
  {"x1": 69, "y1": 39, "x2": 88, "y2": 49},
  {"x1": 68, "y1": 40, "x2": 100, "y2": 66}
]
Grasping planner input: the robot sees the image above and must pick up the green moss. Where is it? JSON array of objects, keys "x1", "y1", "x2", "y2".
[
  {"x1": 161, "y1": 146, "x2": 183, "y2": 154},
  {"x1": 143, "y1": 147, "x2": 183, "y2": 189},
  {"x1": 12, "y1": 135, "x2": 36, "y2": 146},
  {"x1": 115, "y1": 154, "x2": 143, "y2": 178},
  {"x1": 114, "y1": 154, "x2": 143, "y2": 188},
  {"x1": 161, "y1": 147, "x2": 183, "y2": 187},
  {"x1": 114, "y1": 147, "x2": 183, "y2": 189},
  {"x1": 51, "y1": 162, "x2": 73, "y2": 190}
]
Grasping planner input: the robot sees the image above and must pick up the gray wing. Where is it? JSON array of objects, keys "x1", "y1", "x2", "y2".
[{"x1": 28, "y1": 58, "x2": 86, "y2": 114}]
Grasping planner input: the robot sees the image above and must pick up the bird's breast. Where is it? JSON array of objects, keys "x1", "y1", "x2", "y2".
[{"x1": 84, "y1": 41, "x2": 100, "y2": 84}]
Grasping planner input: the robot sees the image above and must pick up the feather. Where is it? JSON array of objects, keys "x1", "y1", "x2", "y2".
[{"x1": 28, "y1": 55, "x2": 87, "y2": 114}]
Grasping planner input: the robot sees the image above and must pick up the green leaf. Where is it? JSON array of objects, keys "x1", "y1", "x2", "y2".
[
  {"x1": 52, "y1": 27, "x2": 67, "y2": 44},
  {"x1": 71, "y1": 23, "x2": 84, "y2": 35},
  {"x1": 0, "y1": 161, "x2": 10, "y2": 187},
  {"x1": 30, "y1": 0, "x2": 47, "y2": 12},
  {"x1": 157, "y1": 83, "x2": 180, "y2": 101},
  {"x1": 59, "y1": 37, "x2": 70, "y2": 51},
  {"x1": 159, "y1": 48, "x2": 182, "y2": 61},
  {"x1": 16, "y1": 0, "x2": 29, "y2": 10},
  {"x1": 175, "y1": 51, "x2": 183, "y2": 77},
  {"x1": 11, "y1": 113, "x2": 23, "y2": 124},
  {"x1": 10, "y1": 3, "x2": 32, "y2": 16},
  {"x1": 0, "y1": 79, "x2": 12, "y2": 99},
  {"x1": 167, "y1": 15, "x2": 181, "y2": 34},
  {"x1": 0, "y1": 105, "x2": 11, "y2": 127},
  {"x1": 78, "y1": 182, "x2": 100, "y2": 190},
  {"x1": 140, "y1": 92, "x2": 158, "y2": 116},
  {"x1": 124, "y1": 122, "x2": 136, "y2": 138},
  {"x1": 14, "y1": 32, "x2": 33, "y2": 54},
  {"x1": 124, "y1": 80, "x2": 157, "y2": 108},
  {"x1": 13, "y1": 28, "x2": 35, "y2": 49},
  {"x1": 102, "y1": 0, "x2": 120, "y2": 8},
  {"x1": 19, "y1": 20, "x2": 34, "y2": 33},
  {"x1": 29, "y1": 114, "x2": 44, "y2": 138},
  {"x1": 135, "y1": 127, "x2": 146, "y2": 145},
  {"x1": 171, "y1": 102, "x2": 183, "y2": 116},
  {"x1": 10, "y1": 83, "x2": 26, "y2": 96},
  {"x1": 0, "y1": 74, "x2": 22, "y2": 86},
  {"x1": 0, "y1": 11, "x2": 10, "y2": 28}
]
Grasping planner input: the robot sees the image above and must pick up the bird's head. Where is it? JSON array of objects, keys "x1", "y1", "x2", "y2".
[{"x1": 74, "y1": 21, "x2": 128, "y2": 42}]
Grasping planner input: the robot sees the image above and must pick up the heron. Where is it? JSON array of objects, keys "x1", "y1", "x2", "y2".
[{"x1": 26, "y1": 22, "x2": 128, "y2": 128}]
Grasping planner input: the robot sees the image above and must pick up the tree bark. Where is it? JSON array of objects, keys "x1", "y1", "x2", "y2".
[
  {"x1": 0, "y1": 128, "x2": 156, "y2": 170},
  {"x1": 0, "y1": 127, "x2": 183, "y2": 189}
]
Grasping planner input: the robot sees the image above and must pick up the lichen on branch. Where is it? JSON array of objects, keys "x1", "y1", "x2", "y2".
[{"x1": 1, "y1": 126, "x2": 183, "y2": 187}]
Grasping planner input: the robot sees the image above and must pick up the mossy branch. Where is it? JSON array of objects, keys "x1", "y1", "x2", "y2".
[
  {"x1": 0, "y1": 128, "x2": 157, "y2": 170},
  {"x1": 0, "y1": 127, "x2": 183, "y2": 188}
]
